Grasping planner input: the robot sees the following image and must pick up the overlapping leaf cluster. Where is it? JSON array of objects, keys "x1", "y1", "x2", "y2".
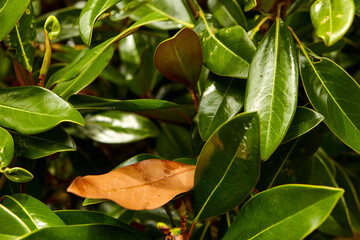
[{"x1": 0, "y1": 0, "x2": 360, "y2": 239}]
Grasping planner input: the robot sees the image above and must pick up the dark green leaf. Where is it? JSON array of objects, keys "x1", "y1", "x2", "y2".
[
  {"x1": 0, "y1": 127, "x2": 14, "y2": 168},
  {"x1": 194, "y1": 112, "x2": 260, "y2": 221},
  {"x1": 0, "y1": 86, "x2": 84, "y2": 134},
  {"x1": 299, "y1": 48, "x2": 360, "y2": 154},
  {"x1": 356, "y1": 0, "x2": 360, "y2": 16},
  {"x1": 154, "y1": 27, "x2": 202, "y2": 91},
  {"x1": 310, "y1": 0, "x2": 355, "y2": 46},
  {"x1": 282, "y1": 107, "x2": 324, "y2": 143},
  {"x1": 80, "y1": 111, "x2": 158, "y2": 144},
  {"x1": 0, "y1": 0, "x2": 31, "y2": 41},
  {"x1": 198, "y1": 73, "x2": 245, "y2": 141},
  {"x1": 79, "y1": 0, "x2": 120, "y2": 46},
  {"x1": 3, "y1": 3, "x2": 36, "y2": 72},
  {"x1": 245, "y1": 18, "x2": 298, "y2": 160},
  {"x1": 9, "y1": 126, "x2": 76, "y2": 159},
  {"x1": 196, "y1": 14, "x2": 256, "y2": 78},
  {"x1": 208, "y1": 0, "x2": 247, "y2": 29},
  {"x1": 223, "y1": 184, "x2": 344, "y2": 239}
]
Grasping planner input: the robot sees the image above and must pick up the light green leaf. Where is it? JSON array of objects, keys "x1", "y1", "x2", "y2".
[
  {"x1": 0, "y1": 127, "x2": 14, "y2": 168},
  {"x1": 79, "y1": 0, "x2": 120, "y2": 46},
  {"x1": 3, "y1": 167, "x2": 33, "y2": 183},
  {"x1": 0, "y1": 86, "x2": 84, "y2": 135},
  {"x1": 245, "y1": 17, "x2": 298, "y2": 160},
  {"x1": 194, "y1": 112, "x2": 260, "y2": 221},
  {"x1": 223, "y1": 184, "x2": 344, "y2": 239},
  {"x1": 299, "y1": 48, "x2": 360, "y2": 154},
  {"x1": 310, "y1": 0, "x2": 355, "y2": 46},
  {"x1": 196, "y1": 13, "x2": 256, "y2": 78},
  {"x1": 80, "y1": 111, "x2": 158, "y2": 144},
  {"x1": 0, "y1": 0, "x2": 31, "y2": 41},
  {"x1": 44, "y1": 15, "x2": 60, "y2": 40},
  {"x1": 9, "y1": 126, "x2": 76, "y2": 159},
  {"x1": 198, "y1": 73, "x2": 245, "y2": 141}
]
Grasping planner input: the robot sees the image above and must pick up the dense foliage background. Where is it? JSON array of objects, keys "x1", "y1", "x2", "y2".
[{"x1": 0, "y1": 0, "x2": 360, "y2": 239}]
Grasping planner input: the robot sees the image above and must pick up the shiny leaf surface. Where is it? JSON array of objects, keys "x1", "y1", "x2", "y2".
[
  {"x1": 245, "y1": 18, "x2": 298, "y2": 160},
  {"x1": 67, "y1": 159, "x2": 195, "y2": 210},
  {"x1": 9, "y1": 126, "x2": 76, "y2": 159},
  {"x1": 223, "y1": 184, "x2": 344, "y2": 239},
  {"x1": 282, "y1": 107, "x2": 324, "y2": 143},
  {"x1": 0, "y1": 87, "x2": 84, "y2": 134},
  {"x1": 0, "y1": 0, "x2": 31, "y2": 41},
  {"x1": 79, "y1": 0, "x2": 120, "y2": 46},
  {"x1": 196, "y1": 13, "x2": 256, "y2": 78},
  {"x1": 154, "y1": 27, "x2": 202, "y2": 90},
  {"x1": 299, "y1": 49, "x2": 360, "y2": 154},
  {"x1": 80, "y1": 111, "x2": 158, "y2": 144},
  {"x1": 208, "y1": 0, "x2": 247, "y2": 29},
  {"x1": 194, "y1": 112, "x2": 260, "y2": 221},
  {"x1": 198, "y1": 73, "x2": 245, "y2": 141},
  {"x1": 3, "y1": 167, "x2": 33, "y2": 183},
  {"x1": 310, "y1": 0, "x2": 355, "y2": 46},
  {"x1": 0, "y1": 127, "x2": 14, "y2": 168}
]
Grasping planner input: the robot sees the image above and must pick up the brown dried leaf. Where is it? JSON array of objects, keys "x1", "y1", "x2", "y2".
[{"x1": 67, "y1": 159, "x2": 196, "y2": 210}]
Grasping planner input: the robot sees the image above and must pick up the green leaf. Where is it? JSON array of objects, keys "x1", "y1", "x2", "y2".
[
  {"x1": 198, "y1": 73, "x2": 245, "y2": 141},
  {"x1": 46, "y1": 12, "x2": 168, "y2": 95},
  {"x1": 80, "y1": 111, "x2": 158, "y2": 144},
  {"x1": 154, "y1": 27, "x2": 202, "y2": 91},
  {"x1": 245, "y1": 18, "x2": 298, "y2": 161},
  {"x1": 196, "y1": 13, "x2": 256, "y2": 78},
  {"x1": 69, "y1": 94, "x2": 193, "y2": 124},
  {"x1": 51, "y1": 45, "x2": 114, "y2": 100},
  {"x1": 194, "y1": 112, "x2": 260, "y2": 221},
  {"x1": 223, "y1": 184, "x2": 344, "y2": 239},
  {"x1": 44, "y1": 15, "x2": 60, "y2": 40},
  {"x1": 310, "y1": 0, "x2": 355, "y2": 46},
  {"x1": 0, "y1": 205, "x2": 30, "y2": 236},
  {"x1": 0, "y1": 86, "x2": 84, "y2": 135},
  {"x1": 55, "y1": 210, "x2": 150, "y2": 240},
  {"x1": 356, "y1": 0, "x2": 360, "y2": 16},
  {"x1": 79, "y1": 0, "x2": 120, "y2": 46},
  {"x1": 1, "y1": 194, "x2": 65, "y2": 231},
  {"x1": 244, "y1": 0, "x2": 257, "y2": 11},
  {"x1": 0, "y1": 0, "x2": 31, "y2": 41},
  {"x1": 299, "y1": 48, "x2": 360, "y2": 154},
  {"x1": 9, "y1": 126, "x2": 76, "y2": 159},
  {"x1": 3, "y1": 167, "x2": 33, "y2": 183},
  {"x1": 3, "y1": 3, "x2": 36, "y2": 72},
  {"x1": 0, "y1": 127, "x2": 14, "y2": 168},
  {"x1": 110, "y1": 0, "x2": 148, "y2": 21},
  {"x1": 308, "y1": 153, "x2": 353, "y2": 237},
  {"x1": 282, "y1": 107, "x2": 324, "y2": 143},
  {"x1": 19, "y1": 224, "x2": 147, "y2": 240},
  {"x1": 208, "y1": 0, "x2": 247, "y2": 29}
]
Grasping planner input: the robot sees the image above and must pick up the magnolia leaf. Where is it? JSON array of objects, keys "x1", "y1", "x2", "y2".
[
  {"x1": 67, "y1": 159, "x2": 195, "y2": 210},
  {"x1": 0, "y1": 127, "x2": 14, "y2": 168},
  {"x1": 44, "y1": 15, "x2": 60, "y2": 40},
  {"x1": 3, "y1": 167, "x2": 33, "y2": 183}
]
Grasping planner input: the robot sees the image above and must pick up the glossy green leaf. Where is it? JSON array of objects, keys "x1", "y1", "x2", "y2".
[
  {"x1": 3, "y1": 167, "x2": 33, "y2": 183},
  {"x1": 69, "y1": 94, "x2": 193, "y2": 124},
  {"x1": 51, "y1": 45, "x2": 114, "y2": 100},
  {"x1": 198, "y1": 73, "x2": 245, "y2": 141},
  {"x1": 44, "y1": 15, "x2": 60, "y2": 40},
  {"x1": 282, "y1": 107, "x2": 324, "y2": 143},
  {"x1": 0, "y1": 205, "x2": 30, "y2": 236},
  {"x1": 46, "y1": 12, "x2": 168, "y2": 94},
  {"x1": 79, "y1": 0, "x2": 120, "y2": 46},
  {"x1": 9, "y1": 126, "x2": 76, "y2": 159},
  {"x1": 80, "y1": 111, "x2": 158, "y2": 144},
  {"x1": 223, "y1": 184, "x2": 344, "y2": 239},
  {"x1": 110, "y1": 0, "x2": 148, "y2": 21},
  {"x1": 196, "y1": 13, "x2": 256, "y2": 78},
  {"x1": 1, "y1": 194, "x2": 65, "y2": 232},
  {"x1": 245, "y1": 18, "x2": 298, "y2": 160},
  {"x1": 128, "y1": 0, "x2": 194, "y2": 29},
  {"x1": 194, "y1": 112, "x2": 260, "y2": 221},
  {"x1": 0, "y1": 127, "x2": 14, "y2": 168},
  {"x1": 208, "y1": 0, "x2": 247, "y2": 29},
  {"x1": 3, "y1": 3, "x2": 36, "y2": 72},
  {"x1": 0, "y1": 0, "x2": 31, "y2": 41},
  {"x1": 308, "y1": 153, "x2": 353, "y2": 237},
  {"x1": 299, "y1": 49, "x2": 360, "y2": 154},
  {"x1": 0, "y1": 87, "x2": 84, "y2": 135},
  {"x1": 19, "y1": 224, "x2": 146, "y2": 240},
  {"x1": 310, "y1": 0, "x2": 355, "y2": 46},
  {"x1": 154, "y1": 27, "x2": 202, "y2": 91},
  {"x1": 244, "y1": 0, "x2": 257, "y2": 11},
  {"x1": 55, "y1": 210, "x2": 150, "y2": 240}
]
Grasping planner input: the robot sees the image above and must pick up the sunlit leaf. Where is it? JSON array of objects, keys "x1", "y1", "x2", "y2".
[{"x1": 0, "y1": 127, "x2": 14, "y2": 168}]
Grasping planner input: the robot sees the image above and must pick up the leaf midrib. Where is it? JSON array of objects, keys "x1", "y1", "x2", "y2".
[
  {"x1": 5, "y1": 196, "x2": 38, "y2": 230},
  {"x1": 0, "y1": 104, "x2": 63, "y2": 118}
]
